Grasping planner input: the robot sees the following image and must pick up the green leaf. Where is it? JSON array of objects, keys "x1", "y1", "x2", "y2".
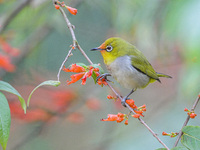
[
  {"x1": 155, "y1": 148, "x2": 167, "y2": 150},
  {"x1": 171, "y1": 146, "x2": 189, "y2": 150},
  {"x1": 181, "y1": 126, "x2": 200, "y2": 150},
  {"x1": 0, "y1": 92, "x2": 11, "y2": 150},
  {"x1": 91, "y1": 70, "x2": 98, "y2": 84},
  {"x1": 27, "y1": 80, "x2": 60, "y2": 107},
  {"x1": 0, "y1": 80, "x2": 26, "y2": 113},
  {"x1": 91, "y1": 64, "x2": 104, "y2": 74}
]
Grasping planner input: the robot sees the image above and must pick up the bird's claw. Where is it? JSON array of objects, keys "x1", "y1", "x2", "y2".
[
  {"x1": 121, "y1": 89, "x2": 135, "y2": 107},
  {"x1": 121, "y1": 97, "x2": 127, "y2": 107},
  {"x1": 96, "y1": 73, "x2": 111, "y2": 83}
]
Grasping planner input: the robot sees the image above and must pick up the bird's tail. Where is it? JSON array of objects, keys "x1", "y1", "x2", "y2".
[{"x1": 156, "y1": 72, "x2": 172, "y2": 78}]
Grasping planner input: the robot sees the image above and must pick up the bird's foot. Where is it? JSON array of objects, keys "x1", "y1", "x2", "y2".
[
  {"x1": 121, "y1": 89, "x2": 135, "y2": 107},
  {"x1": 96, "y1": 73, "x2": 111, "y2": 82},
  {"x1": 121, "y1": 97, "x2": 128, "y2": 107}
]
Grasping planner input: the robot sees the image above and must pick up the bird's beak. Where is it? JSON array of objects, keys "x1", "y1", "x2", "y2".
[
  {"x1": 90, "y1": 47, "x2": 103, "y2": 51},
  {"x1": 91, "y1": 43, "x2": 106, "y2": 51}
]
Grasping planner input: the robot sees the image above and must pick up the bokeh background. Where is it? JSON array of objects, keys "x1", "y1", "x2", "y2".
[{"x1": 1, "y1": 0, "x2": 200, "y2": 150}]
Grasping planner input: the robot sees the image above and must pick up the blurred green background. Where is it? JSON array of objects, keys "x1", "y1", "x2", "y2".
[{"x1": 0, "y1": 0, "x2": 200, "y2": 150}]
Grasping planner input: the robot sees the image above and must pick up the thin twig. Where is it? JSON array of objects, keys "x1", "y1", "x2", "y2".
[
  {"x1": 58, "y1": 7, "x2": 76, "y2": 45},
  {"x1": 174, "y1": 93, "x2": 200, "y2": 147},
  {"x1": 77, "y1": 44, "x2": 93, "y2": 65},
  {"x1": 57, "y1": 48, "x2": 73, "y2": 81},
  {"x1": 58, "y1": 7, "x2": 93, "y2": 64},
  {"x1": 55, "y1": 4, "x2": 93, "y2": 80},
  {"x1": 53, "y1": 1, "x2": 169, "y2": 149}
]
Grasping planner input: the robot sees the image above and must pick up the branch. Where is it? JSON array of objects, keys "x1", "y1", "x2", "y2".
[
  {"x1": 58, "y1": 7, "x2": 93, "y2": 64},
  {"x1": 53, "y1": 2, "x2": 169, "y2": 150},
  {"x1": 174, "y1": 93, "x2": 200, "y2": 147},
  {"x1": 107, "y1": 82, "x2": 169, "y2": 150},
  {"x1": 57, "y1": 47, "x2": 73, "y2": 81},
  {"x1": 54, "y1": 3, "x2": 93, "y2": 81}
]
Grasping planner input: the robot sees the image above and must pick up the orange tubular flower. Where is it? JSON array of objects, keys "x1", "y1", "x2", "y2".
[
  {"x1": 184, "y1": 107, "x2": 197, "y2": 119},
  {"x1": 162, "y1": 132, "x2": 178, "y2": 137},
  {"x1": 93, "y1": 68, "x2": 99, "y2": 72},
  {"x1": 126, "y1": 99, "x2": 137, "y2": 109},
  {"x1": 67, "y1": 72, "x2": 85, "y2": 85},
  {"x1": 117, "y1": 113, "x2": 124, "y2": 118},
  {"x1": 101, "y1": 113, "x2": 127, "y2": 124},
  {"x1": 65, "y1": 6, "x2": 78, "y2": 15},
  {"x1": 97, "y1": 78, "x2": 108, "y2": 86},
  {"x1": 63, "y1": 63, "x2": 103, "y2": 85},
  {"x1": 132, "y1": 114, "x2": 140, "y2": 118},
  {"x1": 63, "y1": 64, "x2": 85, "y2": 73},
  {"x1": 81, "y1": 75, "x2": 87, "y2": 85},
  {"x1": 107, "y1": 95, "x2": 114, "y2": 99},
  {"x1": 138, "y1": 104, "x2": 146, "y2": 109},
  {"x1": 134, "y1": 110, "x2": 144, "y2": 117},
  {"x1": 81, "y1": 71, "x2": 91, "y2": 85},
  {"x1": 189, "y1": 113, "x2": 197, "y2": 119},
  {"x1": 142, "y1": 108, "x2": 146, "y2": 111},
  {"x1": 124, "y1": 120, "x2": 128, "y2": 125},
  {"x1": 101, "y1": 114, "x2": 118, "y2": 121},
  {"x1": 162, "y1": 132, "x2": 169, "y2": 136},
  {"x1": 55, "y1": 4, "x2": 60, "y2": 9},
  {"x1": 116, "y1": 117, "x2": 124, "y2": 123}
]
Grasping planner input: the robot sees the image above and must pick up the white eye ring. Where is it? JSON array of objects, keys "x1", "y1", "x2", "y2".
[{"x1": 106, "y1": 45, "x2": 113, "y2": 52}]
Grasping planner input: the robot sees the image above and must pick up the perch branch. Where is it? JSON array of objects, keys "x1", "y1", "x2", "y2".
[
  {"x1": 107, "y1": 82, "x2": 169, "y2": 150},
  {"x1": 53, "y1": 1, "x2": 169, "y2": 149}
]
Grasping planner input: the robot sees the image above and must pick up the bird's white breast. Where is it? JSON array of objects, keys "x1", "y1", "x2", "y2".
[{"x1": 107, "y1": 55, "x2": 150, "y2": 89}]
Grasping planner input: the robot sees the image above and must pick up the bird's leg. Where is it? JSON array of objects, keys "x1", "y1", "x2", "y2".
[
  {"x1": 121, "y1": 89, "x2": 135, "y2": 107},
  {"x1": 96, "y1": 73, "x2": 111, "y2": 82}
]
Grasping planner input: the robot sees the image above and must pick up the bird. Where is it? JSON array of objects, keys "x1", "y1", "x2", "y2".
[{"x1": 91, "y1": 37, "x2": 172, "y2": 106}]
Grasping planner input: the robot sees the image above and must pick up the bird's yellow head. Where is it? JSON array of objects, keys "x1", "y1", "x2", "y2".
[{"x1": 91, "y1": 37, "x2": 133, "y2": 65}]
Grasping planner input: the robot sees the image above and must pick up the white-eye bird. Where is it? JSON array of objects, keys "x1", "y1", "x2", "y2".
[{"x1": 91, "y1": 37, "x2": 172, "y2": 106}]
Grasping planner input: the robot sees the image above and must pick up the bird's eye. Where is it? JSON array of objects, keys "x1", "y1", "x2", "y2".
[{"x1": 106, "y1": 45, "x2": 113, "y2": 52}]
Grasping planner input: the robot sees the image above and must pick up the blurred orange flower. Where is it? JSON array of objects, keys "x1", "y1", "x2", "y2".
[
  {"x1": 0, "y1": 37, "x2": 20, "y2": 56},
  {"x1": 9, "y1": 87, "x2": 77, "y2": 123},
  {"x1": 67, "y1": 113, "x2": 84, "y2": 123},
  {"x1": 86, "y1": 98, "x2": 101, "y2": 110},
  {"x1": 10, "y1": 101, "x2": 51, "y2": 122},
  {"x1": 0, "y1": 54, "x2": 15, "y2": 72}
]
